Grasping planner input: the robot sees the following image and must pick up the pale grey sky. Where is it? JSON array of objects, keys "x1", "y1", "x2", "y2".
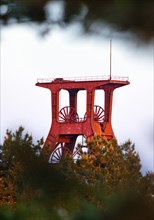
[{"x1": 1, "y1": 24, "x2": 153, "y2": 173}]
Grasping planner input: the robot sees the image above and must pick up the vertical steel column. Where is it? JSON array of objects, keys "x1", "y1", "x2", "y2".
[
  {"x1": 86, "y1": 88, "x2": 95, "y2": 119},
  {"x1": 104, "y1": 86, "x2": 114, "y2": 123},
  {"x1": 51, "y1": 90, "x2": 60, "y2": 121},
  {"x1": 68, "y1": 89, "x2": 78, "y2": 111}
]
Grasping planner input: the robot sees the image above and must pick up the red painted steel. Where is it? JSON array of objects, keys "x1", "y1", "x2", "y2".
[{"x1": 36, "y1": 76, "x2": 130, "y2": 162}]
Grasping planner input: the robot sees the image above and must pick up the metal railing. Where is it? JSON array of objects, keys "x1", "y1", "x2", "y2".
[{"x1": 37, "y1": 75, "x2": 129, "y2": 83}]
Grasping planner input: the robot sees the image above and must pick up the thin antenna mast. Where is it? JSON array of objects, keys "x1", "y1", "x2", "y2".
[{"x1": 110, "y1": 39, "x2": 112, "y2": 80}]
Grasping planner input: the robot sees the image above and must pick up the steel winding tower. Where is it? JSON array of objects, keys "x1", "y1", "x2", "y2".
[{"x1": 36, "y1": 75, "x2": 130, "y2": 162}]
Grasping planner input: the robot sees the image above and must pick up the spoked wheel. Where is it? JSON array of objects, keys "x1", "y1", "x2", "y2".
[
  {"x1": 49, "y1": 143, "x2": 80, "y2": 163},
  {"x1": 59, "y1": 106, "x2": 79, "y2": 122},
  {"x1": 84, "y1": 105, "x2": 105, "y2": 122},
  {"x1": 49, "y1": 143, "x2": 71, "y2": 163},
  {"x1": 94, "y1": 105, "x2": 105, "y2": 123}
]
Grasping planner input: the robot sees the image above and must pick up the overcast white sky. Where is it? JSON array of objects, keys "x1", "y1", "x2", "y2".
[{"x1": 1, "y1": 24, "x2": 153, "y2": 173}]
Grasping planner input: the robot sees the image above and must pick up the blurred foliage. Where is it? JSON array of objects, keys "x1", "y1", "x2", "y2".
[
  {"x1": 0, "y1": 127, "x2": 154, "y2": 219},
  {"x1": 76, "y1": 136, "x2": 142, "y2": 192},
  {"x1": 0, "y1": 0, "x2": 153, "y2": 42},
  {"x1": 0, "y1": 126, "x2": 43, "y2": 205}
]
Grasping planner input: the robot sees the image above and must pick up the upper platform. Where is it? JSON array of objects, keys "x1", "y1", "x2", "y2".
[
  {"x1": 36, "y1": 75, "x2": 130, "y2": 90},
  {"x1": 36, "y1": 75, "x2": 129, "y2": 83}
]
